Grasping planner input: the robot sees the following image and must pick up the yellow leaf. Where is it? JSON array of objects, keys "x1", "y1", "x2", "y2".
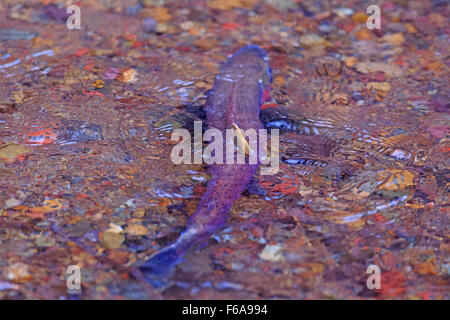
[
  {"x1": 354, "y1": 29, "x2": 372, "y2": 40},
  {"x1": 28, "y1": 199, "x2": 66, "y2": 217},
  {"x1": 352, "y1": 12, "x2": 368, "y2": 23},
  {"x1": 377, "y1": 169, "x2": 415, "y2": 191},
  {"x1": 382, "y1": 33, "x2": 405, "y2": 45},
  {"x1": 0, "y1": 144, "x2": 31, "y2": 163},
  {"x1": 274, "y1": 76, "x2": 285, "y2": 86}
]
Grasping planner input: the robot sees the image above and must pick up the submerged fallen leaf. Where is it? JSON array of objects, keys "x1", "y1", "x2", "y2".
[
  {"x1": 27, "y1": 199, "x2": 66, "y2": 217},
  {"x1": 274, "y1": 76, "x2": 285, "y2": 86},
  {"x1": 207, "y1": 0, "x2": 256, "y2": 10},
  {"x1": 377, "y1": 169, "x2": 415, "y2": 191},
  {"x1": 0, "y1": 144, "x2": 31, "y2": 163},
  {"x1": 352, "y1": 12, "x2": 368, "y2": 23},
  {"x1": 4, "y1": 197, "x2": 21, "y2": 209}
]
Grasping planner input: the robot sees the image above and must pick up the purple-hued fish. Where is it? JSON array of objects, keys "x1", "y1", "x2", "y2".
[{"x1": 140, "y1": 45, "x2": 272, "y2": 285}]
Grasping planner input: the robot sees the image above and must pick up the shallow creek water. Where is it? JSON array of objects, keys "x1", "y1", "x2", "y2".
[{"x1": 0, "y1": 0, "x2": 448, "y2": 299}]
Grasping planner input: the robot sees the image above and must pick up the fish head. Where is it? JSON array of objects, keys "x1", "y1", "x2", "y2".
[{"x1": 224, "y1": 45, "x2": 273, "y2": 105}]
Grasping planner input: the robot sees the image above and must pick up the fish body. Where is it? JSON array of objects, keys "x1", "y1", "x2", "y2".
[{"x1": 140, "y1": 45, "x2": 272, "y2": 284}]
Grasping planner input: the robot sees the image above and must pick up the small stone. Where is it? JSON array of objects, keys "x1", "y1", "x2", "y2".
[
  {"x1": 141, "y1": 7, "x2": 172, "y2": 23},
  {"x1": 314, "y1": 11, "x2": 331, "y2": 20},
  {"x1": 4, "y1": 197, "x2": 20, "y2": 209},
  {"x1": 382, "y1": 33, "x2": 405, "y2": 45},
  {"x1": 355, "y1": 62, "x2": 403, "y2": 77},
  {"x1": 106, "y1": 223, "x2": 123, "y2": 234},
  {"x1": 333, "y1": 8, "x2": 354, "y2": 17},
  {"x1": 121, "y1": 68, "x2": 138, "y2": 83},
  {"x1": 265, "y1": 0, "x2": 296, "y2": 11},
  {"x1": 124, "y1": 198, "x2": 137, "y2": 208},
  {"x1": 132, "y1": 208, "x2": 146, "y2": 218},
  {"x1": 155, "y1": 23, "x2": 168, "y2": 33},
  {"x1": 180, "y1": 21, "x2": 195, "y2": 31},
  {"x1": 140, "y1": 0, "x2": 155, "y2": 7},
  {"x1": 101, "y1": 230, "x2": 125, "y2": 249},
  {"x1": 259, "y1": 244, "x2": 285, "y2": 262},
  {"x1": 4, "y1": 263, "x2": 31, "y2": 282},
  {"x1": 374, "y1": 72, "x2": 387, "y2": 82},
  {"x1": 125, "y1": 224, "x2": 148, "y2": 236},
  {"x1": 318, "y1": 21, "x2": 333, "y2": 34},
  {"x1": 366, "y1": 82, "x2": 391, "y2": 92},
  {"x1": 194, "y1": 38, "x2": 215, "y2": 50},
  {"x1": 142, "y1": 17, "x2": 157, "y2": 33},
  {"x1": 299, "y1": 33, "x2": 327, "y2": 47},
  {"x1": 431, "y1": 96, "x2": 448, "y2": 113}
]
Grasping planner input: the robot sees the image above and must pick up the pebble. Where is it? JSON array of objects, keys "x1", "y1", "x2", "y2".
[
  {"x1": 318, "y1": 21, "x2": 333, "y2": 34},
  {"x1": 299, "y1": 33, "x2": 327, "y2": 47},
  {"x1": 259, "y1": 244, "x2": 285, "y2": 262},
  {"x1": 142, "y1": 17, "x2": 157, "y2": 33},
  {"x1": 332, "y1": 8, "x2": 354, "y2": 17},
  {"x1": 4, "y1": 197, "x2": 21, "y2": 209}
]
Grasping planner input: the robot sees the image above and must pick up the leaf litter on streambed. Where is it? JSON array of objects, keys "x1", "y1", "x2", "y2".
[{"x1": 0, "y1": 0, "x2": 448, "y2": 299}]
